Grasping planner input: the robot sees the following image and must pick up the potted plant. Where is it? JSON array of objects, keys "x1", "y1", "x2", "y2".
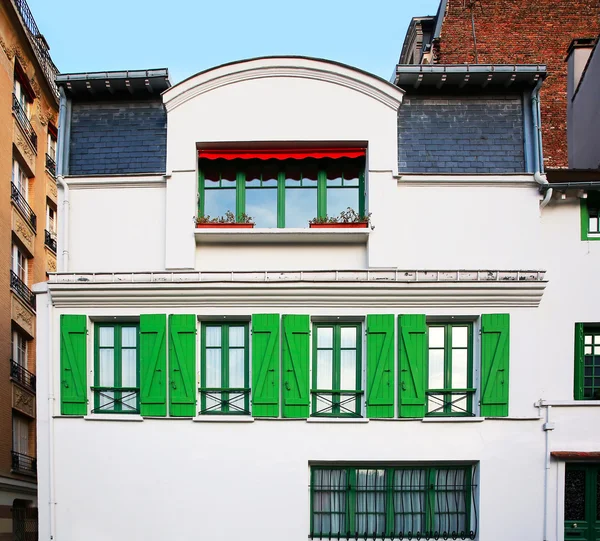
[
  {"x1": 309, "y1": 208, "x2": 371, "y2": 229},
  {"x1": 196, "y1": 210, "x2": 255, "y2": 228}
]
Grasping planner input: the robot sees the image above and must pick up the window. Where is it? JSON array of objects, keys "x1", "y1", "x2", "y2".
[
  {"x1": 93, "y1": 323, "x2": 140, "y2": 414},
  {"x1": 198, "y1": 151, "x2": 365, "y2": 228},
  {"x1": 200, "y1": 322, "x2": 250, "y2": 414},
  {"x1": 581, "y1": 193, "x2": 600, "y2": 240},
  {"x1": 310, "y1": 465, "x2": 476, "y2": 539},
  {"x1": 11, "y1": 245, "x2": 27, "y2": 283},
  {"x1": 575, "y1": 324, "x2": 600, "y2": 400},
  {"x1": 47, "y1": 205, "x2": 56, "y2": 235},
  {"x1": 12, "y1": 414, "x2": 30, "y2": 456},
  {"x1": 427, "y1": 323, "x2": 473, "y2": 416},
  {"x1": 12, "y1": 331, "x2": 27, "y2": 368},
  {"x1": 47, "y1": 130, "x2": 57, "y2": 161},
  {"x1": 13, "y1": 77, "x2": 30, "y2": 119},
  {"x1": 312, "y1": 323, "x2": 362, "y2": 417},
  {"x1": 12, "y1": 159, "x2": 28, "y2": 200}
]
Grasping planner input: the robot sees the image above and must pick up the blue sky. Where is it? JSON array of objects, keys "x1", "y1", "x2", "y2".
[{"x1": 28, "y1": 0, "x2": 440, "y2": 84}]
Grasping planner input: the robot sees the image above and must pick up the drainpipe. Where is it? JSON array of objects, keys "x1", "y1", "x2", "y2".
[
  {"x1": 530, "y1": 79, "x2": 552, "y2": 208},
  {"x1": 56, "y1": 87, "x2": 69, "y2": 271},
  {"x1": 537, "y1": 401, "x2": 555, "y2": 541}
]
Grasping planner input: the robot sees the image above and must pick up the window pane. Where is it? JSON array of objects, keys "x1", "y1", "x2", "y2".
[
  {"x1": 99, "y1": 327, "x2": 114, "y2": 347},
  {"x1": 356, "y1": 469, "x2": 387, "y2": 536},
  {"x1": 286, "y1": 187, "x2": 317, "y2": 227},
  {"x1": 312, "y1": 470, "x2": 347, "y2": 536},
  {"x1": 205, "y1": 349, "x2": 221, "y2": 387},
  {"x1": 452, "y1": 349, "x2": 468, "y2": 388},
  {"x1": 340, "y1": 327, "x2": 356, "y2": 348},
  {"x1": 121, "y1": 327, "x2": 137, "y2": 348},
  {"x1": 246, "y1": 188, "x2": 277, "y2": 228},
  {"x1": 327, "y1": 187, "x2": 359, "y2": 218},
  {"x1": 228, "y1": 348, "x2": 244, "y2": 388},
  {"x1": 429, "y1": 349, "x2": 444, "y2": 389},
  {"x1": 204, "y1": 189, "x2": 236, "y2": 219},
  {"x1": 121, "y1": 349, "x2": 137, "y2": 387},
  {"x1": 317, "y1": 350, "x2": 333, "y2": 389},
  {"x1": 590, "y1": 216, "x2": 599, "y2": 232},
  {"x1": 205, "y1": 327, "x2": 221, "y2": 347},
  {"x1": 434, "y1": 469, "x2": 467, "y2": 535},
  {"x1": 318, "y1": 327, "x2": 333, "y2": 348},
  {"x1": 429, "y1": 327, "x2": 444, "y2": 348},
  {"x1": 452, "y1": 326, "x2": 468, "y2": 348},
  {"x1": 229, "y1": 327, "x2": 244, "y2": 347},
  {"x1": 340, "y1": 350, "x2": 357, "y2": 390},
  {"x1": 393, "y1": 469, "x2": 426, "y2": 535},
  {"x1": 99, "y1": 349, "x2": 114, "y2": 386}
]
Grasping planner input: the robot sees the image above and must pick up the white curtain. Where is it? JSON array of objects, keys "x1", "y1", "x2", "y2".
[
  {"x1": 393, "y1": 469, "x2": 426, "y2": 535},
  {"x1": 120, "y1": 327, "x2": 137, "y2": 411},
  {"x1": 313, "y1": 470, "x2": 347, "y2": 536},
  {"x1": 356, "y1": 469, "x2": 387, "y2": 536},
  {"x1": 434, "y1": 468, "x2": 467, "y2": 535}
]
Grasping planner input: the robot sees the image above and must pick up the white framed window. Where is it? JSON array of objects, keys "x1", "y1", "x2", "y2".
[
  {"x1": 47, "y1": 205, "x2": 56, "y2": 235},
  {"x1": 47, "y1": 131, "x2": 57, "y2": 161},
  {"x1": 12, "y1": 414, "x2": 30, "y2": 455},
  {"x1": 11, "y1": 244, "x2": 27, "y2": 283},
  {"x1": 13, "y1": 78, "x2": 30, "y2": 118},
  {"x1": 12, "y1": 159, "x2": 28, "y2": 199},
  {"x1": 12, "y1": 331, "x2": 27, "y2": 368}
]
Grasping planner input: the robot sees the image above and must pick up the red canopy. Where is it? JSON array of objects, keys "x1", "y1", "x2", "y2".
[{"x1": 198, "y1": 148, "x2": 366, "y2": 160}]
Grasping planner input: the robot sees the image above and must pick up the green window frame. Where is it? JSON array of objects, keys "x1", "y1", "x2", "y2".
[
  {"x1": 575, "y1": 324, "x2": 600, "y2": 400},
  {"x1": 198, "y1": 157, "x2": 366, "y2": 228},
  {"x1": 200, "y1": 322, "x2": 250, "y2": 415},
  {"x1": 311, "y1": 323, "x2": 362, "y2": 418},
  {"x1": 581, "y1": 192, "x2": 600, "y2": 240},
  {"x1": 93, "y1": 323, "x2": 140, "y2": 414},
  {"x1": 427, "y1": 323, "x2": 474, "y2": 416},
  {"x1": 310, "y1": 465, "x2": 476, "y2": 540}
]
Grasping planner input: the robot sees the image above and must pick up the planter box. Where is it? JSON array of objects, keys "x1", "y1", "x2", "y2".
[
  {"x1": 309, "y1": 222, "x2": 368, "y2": 229},
  {"x1": 196, "y1": 223, "x2": 255, "y2": 229}
]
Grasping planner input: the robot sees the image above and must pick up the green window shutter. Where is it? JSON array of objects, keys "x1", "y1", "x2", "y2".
[
  {"x1": 168, "y1": 315, "x2": 197, "y2": 417},
  {"x1": 581, "y1": 199, "x2": 589, "y2": 240},
  {"x1": 252, "y1": 314, "x2": 280, "y2": 417},
  {"x1": 140, "y1": 314, "x2": 167, "y2": 417},
  {"x1": 480, "y1": 314, "x2": 510, "y2": 417},
  {"x1": 398, "y1": 314, "x2": 427, "y2": 418},
  {"x1": 574, "y1": 323, "x2": 585, "y2": 400},
  {"x1": 282, "y1": 315, "x2": 310, "y2": 418},
  {"x1": 366, "y1": 314, "x2": 394, "y2": 418},
  {"x1": 60, "y1": 315, "x2": 88, "y2": 415}
]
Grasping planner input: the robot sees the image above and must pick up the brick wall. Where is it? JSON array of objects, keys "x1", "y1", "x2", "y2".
[
  {"x1": 398, "y1": 95, "x2": 525, "y2": 173},
  {"x1": 69, "y1": 100, "x2": 167, "y2": 175},
  {"x1": 433, "y1": 0, "x2": 600, "y2": 169}
]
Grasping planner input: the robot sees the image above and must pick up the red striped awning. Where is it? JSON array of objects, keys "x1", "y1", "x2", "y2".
[
  {"x1": 551, "y1": 451, "x2": 600, "y2": 459},
  {"x1": 198, "y1": 148, "x2": 366, "y2": 160}
]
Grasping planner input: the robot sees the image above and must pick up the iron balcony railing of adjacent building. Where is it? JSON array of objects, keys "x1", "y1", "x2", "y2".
[
  {"x1": 45, "y1": 229, "x2": 57, "y2": 253},
  {"x1": 11, "y1": 451, "x2": 37, "y2": 477},
  {"x1": 45, "y1": 153, "x2": 56, "y2": 177},
  {"x1": 11, "y1": 182, "x2": 37, "y2": 231},
  {"x1": 10, "y1": 359, "x2": 36, "y2": 392},
  {"x1": 12, "y1": 94, "x2": 37, "y2": 149},
  {"x1": 10, "y1": 270, "x2": 36, "y2": 310}
]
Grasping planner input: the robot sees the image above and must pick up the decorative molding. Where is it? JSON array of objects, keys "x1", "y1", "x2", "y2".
[
  {"x1": 11, "y1": 295, "x2": 35, "y2": 337},
  {"x1": 66, "y1": 175, "x2": 167, "y2": 190},
  {"x1": 13, "y1": 126, "x2": 37, "y2": 169},
  {"x1": 12, "y1": 209, "x2": 34, "y2": 254},
  {"x1": 396, "y1": 174, "x2": 538, "y2": 188},
  {"x1": 0, "y1": 36, "x2": 14, "y2": 59},
  {"x1": 12, "y1": 385, "x2": 35, "y2": 418},
  {"x1": 47, "y1": 176, "x2": 58, "y2": 201},
  {"x1": 46, "y1": 249, "x2": 57, "y2": 273}
]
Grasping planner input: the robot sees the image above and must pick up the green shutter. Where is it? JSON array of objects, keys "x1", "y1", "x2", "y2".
[
  {"x1": 480, "y1": 314, "x2": 510, "y2": 417},
  {"x1": 574, "y1": 323, "x2": 585, "y2": 400},
  {"x1": 60, "y1": 315, "x2": 88, "y2": 415},
  {"x1": 398, "y1": 314, "x2": 427, "y2": 418},
  {"x1": 282, "y1": 315, "x2": 310, "y2": 418},
  {"x1": 252, "y1": 314, "x2": 280, "y2": 417},
  {"x1": 581, "y1": 199, "x2": 589, "y2": 241},
  {"x1": 366, "y1": 314, "x2": 394, "y2": 418},
  {"x1": 168, "y1": 315, "x2": 197, "y2": 417},
  {"x1": 140, "y1": 314, "x2": 167, "y2": 417}
]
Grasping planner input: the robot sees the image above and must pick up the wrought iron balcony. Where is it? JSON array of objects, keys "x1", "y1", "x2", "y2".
[
  {"x1": 45, "y1": 153, "x2": 56, "y2": 177},
  {"x1": 44, "y1": 229, "x2": 56, "y2": 253},
  {"x1": 10, "y1": 359, "x2": 36, "y2": 392},
  {"x1": 199, "y1": 387, "x2": 251, "y2": 415},
  {"x1": 310, "y1": 389, "x2": 364, "y2": 417},
  {"x1": 11, "y1": 451, "x2": 36, "y2": 476},
  {"x1": 12, "y1": 94, "x2": 37, "y2": 149},
  {"x1": 11, "y1": 182, "x2": 36, "y2": 231},
  {"x1": 10, "y1": 270, "x2": 36, "y2": 310}
]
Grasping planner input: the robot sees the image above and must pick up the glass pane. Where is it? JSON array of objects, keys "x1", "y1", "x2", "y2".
[
  {"x1": 317, "y1": 350, "x2": 333, "y2": 389},
  {"x1": 565, "y1": 468, "x2": 586, "y2": 521},
  {"x1": 99, "y1": 327, "x2": 114, "y2": 347},
  {"x1": 452, "y1": 326, "x2": 468, "y2": 348},
  {"x1": 393, "y1": 469, "x2": 426, "y2": 535},
  {"x1": 451, "y1": 394, "x2": 468, "y2": 414},
  {"x1": 596, "y1": 470, "x2": 600, "y2": 520},
  {"x1": 340, "y1": 327, "x2": 356, "y2": 348},
  {"x1": 205, "y1": 327, "x2": 221, "y2": 347},
  {"x1": 594, "y1": 334, "x2": 600, "y2": 345},
  {"x1": 205, "y1": 349, "x2": 221, "y2": 387},
  {"x1": 452, "y1": 349, "x2": 468, "y2": 388},
  {"x1": 204, "y1": 189, "x2": 236, "y2": 219},
  {"x1": 121, "y1": 327, "x2": 137, "y2": 348},
  {"x1": 317, "y1": 327, "x2": 333, "y2": 348},
  {"x1": 246, "y1": 188, "x2": 277, "y2": 228},
  {"x1": 590, "y1": 216, "x2": 598, "y2": 232},
  {"x1": 121, "y1": 349, "x2": 137, "y2": 387},
  {"x1": 585, "y1": 335, "x2": 593, "y2": 345},
  {"x1": 312, "y1": 470, "x2": 347, "y2": 536},
  {"x1": 429, "y1": 327, "x2": 445, "y2": 348},
  {"x1": 429, "y1": 349, "x2": 444, "y2": 389},
  {"x1": 285, "y1": 187, "x2": 317, "y2": 228},
  {"x1": 434, "y1": 469, "x2": 467, "y2": 535},
  {"x1": 229, "y1": 327, "x2": 245, "y2": 347},
  {"x1": 327, "y1": 187, "x2": 359, "y2": 219},
  {"x1": 340, "y1": 350, "x2": 357, "y2": 390},
  {"x1": 356, "y1": 469, "x2": 386, "y2": 536},
  {"x1": 99, "y1": 349, "x2": 114, "y2": 386},
  {"x1": 228, "y1": 348, "x2": 245, "y2": 388}
]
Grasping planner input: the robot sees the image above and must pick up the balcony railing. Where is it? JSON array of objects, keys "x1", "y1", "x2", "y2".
[
  {"x1": 11, "y1": 451, "x2": 36, "y2": 476},
  {"x1": 10, "y1": 270, "x2": 36, "y2": 310},
  {"x1": 199, "y1": 387, "x2": 251, "y2": 415},
  {"x1": 11, "y1": 182, "x2": 37, "y2": 231},
  {"x1": 45, "y1": 153, "x2": 56, "y2": 177},
  {"x1": 44, "y1": 229, "x2": 56, "y2": 253},
  {"x1": 12, "y1": 94, "x2": 37, "y2": 149},
  {"x1": 10, "y1": 359, "x2": 36, "y2": 392}
]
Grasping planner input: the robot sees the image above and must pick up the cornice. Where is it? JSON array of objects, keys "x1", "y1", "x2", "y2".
[
  {"x1": 65, "y1": 175, "x2": 167, "y2": 190},
  {"x1": 396, "y1": 174, "x2": 538, "y2": 188}
]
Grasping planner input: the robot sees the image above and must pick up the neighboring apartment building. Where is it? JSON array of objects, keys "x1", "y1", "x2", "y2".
[
  {"x1": 0, "y1": 0, "x2": 59, "y2": 539},
  {"x1": 398, "y1": 0, "x2": 600, "y2": 169}
]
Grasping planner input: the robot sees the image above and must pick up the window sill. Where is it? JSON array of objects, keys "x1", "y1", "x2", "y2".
[
  {"x1": 195, "y1": 227, "x2": 370, "y2": 245},
  {"x1": 422, "y1": 417, "x2": 485, "y2": 423},
  {"x1": 538, "y1": 400, "x2": 600, "y2": 407},
  {"x1": 307, "y1": 417, "x2": 369, "y2": 423},
  {"x1": 193, "y1": 416, "x2": 254, "y2": 422},
  {"x1": 83, "y1": 414, "x2": 144, "y2": 422}
]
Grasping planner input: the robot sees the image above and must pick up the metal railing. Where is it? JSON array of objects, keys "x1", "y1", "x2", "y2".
[
  {"x1": 10, "y1": 360, "x2": 36, "y2": 392},
  {"x1": 199, "y1": 387, "x2": 251, "y2": 415},
  {"x1": 45, "y1": 153, "x2": 56, "y2": 177},
  {"x1": 311, "y1": 390, "x2": 364, "y2": 417},
  {"x1": 12, "y1": 506, "x2": 38, "y2": 541},
  {"x1": 91, "y1": 387, "x2": 139, "y2": 414},
  {"x1": 10, "y1": 270, "x2": 36, "y2": 310},
  {"x1": 426, "y1": 388, "x2": 476, "y2": 417},
  {"x1": 11, "y1": 182, "x2": 37, "y2": 231},
  {"x1": 11, "y1": 451, "x2": 36, "y2": 476},
  {"x1": 45, "y1": 229, "x2": 56, "y2": 253},
  {"x1": 12, "y1": 94, "x2": 37, "y2": 149},
  {"x1": 12, "y1": 0, "x2": 59, "y2": 98}
]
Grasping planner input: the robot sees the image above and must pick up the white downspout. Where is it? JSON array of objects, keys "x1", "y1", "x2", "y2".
[
  {"x1": 538, "y1": 401, "x2": 555, "y2": 541},
  {"x1": 47, "y1": 291, "x2": 56, "y2": 541},
  {"x1": 530, "y1": 79, "x2": 552, "y2": 208},
  {"x1": 56, "y1": 87, "x2": 69, "y2": 271}
]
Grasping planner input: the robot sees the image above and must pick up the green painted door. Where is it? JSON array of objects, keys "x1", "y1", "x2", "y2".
[{"x1": 564, "y1": 464, "x2": 600, "y2": 541}]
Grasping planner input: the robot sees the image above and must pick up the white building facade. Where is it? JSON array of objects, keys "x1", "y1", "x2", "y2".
[{"x1": 34, "y1": 57, "x2": 600, "y2": 541}]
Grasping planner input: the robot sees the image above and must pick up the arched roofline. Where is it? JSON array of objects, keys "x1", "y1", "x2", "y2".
[{"x1": 162, "y1": 56, "x2": 404, "y2": 112}]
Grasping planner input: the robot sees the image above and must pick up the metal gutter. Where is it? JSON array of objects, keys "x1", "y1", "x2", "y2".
[
  {"x1": 432, "y1": 0, "x2": 448, "y2": 41},
  {"x1": 540, "y1": 181, "x2": 600, "y2": 190},
  {"x1": 56, "y1": 68, "x2": 170, "y2": 85}
]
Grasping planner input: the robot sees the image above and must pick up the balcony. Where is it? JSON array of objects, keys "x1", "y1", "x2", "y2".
[
  {"x1": 45, "y1": 153, "x2": 56, "y2": 177},
  {"x1": 44, "y1": 229, "x2": 56, "y2": 253},
  {"x1": 10, "y1": 360, "x2": 36, "y2": 392},
  {"x1": 12, "y1": 94, "x2": 37, "y2": 150},
  {"x1": 10, "y1": 270, "x2": 35, "y2": 310},
  {"x1": 11, "y1": 451, "x2": 36, "y2": 477},
  {"x1": 11, "y1": 183, "x2": 36, "y2": 232}
]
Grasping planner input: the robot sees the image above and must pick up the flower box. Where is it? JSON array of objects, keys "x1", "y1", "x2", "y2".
[
  {"x1": 309, "y1": 222, "x2": 368, "y2": 229},
  {"x1": 196, "y1": 223, "x2": 255, "y2": 229}
]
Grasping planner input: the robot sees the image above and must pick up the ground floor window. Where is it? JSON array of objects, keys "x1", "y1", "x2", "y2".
[{"x1": 575, "y1": 325, "x2": 600, "y2": 400}]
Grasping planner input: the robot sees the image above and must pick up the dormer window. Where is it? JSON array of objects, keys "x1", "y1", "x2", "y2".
[{"x1": 197, "y1": 148, "x2": 366, "y2": 228}]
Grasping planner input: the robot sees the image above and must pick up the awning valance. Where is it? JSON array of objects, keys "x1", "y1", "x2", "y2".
[{"x1": 198, "y1": 148, "x2": 366, "y2": 161}]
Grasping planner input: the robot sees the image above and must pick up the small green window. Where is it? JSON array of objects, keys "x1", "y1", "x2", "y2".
[
  {"x1": 581, "y1": 193, "x2": 600, "y2": 240},
  {"x1": 200, "y1": 323, "x2": 250, "y2": 414},
  {"x1": 427, "y1": 323, "x2": 474, "y2": 416},
  {"x1": 312, "y1": 323, "x2": 362, "y2": 417},
  {"x1": 93, "y1": 323, "x2": 140, "y2": 414},
  {"x1": 310, "y1": 465, "x2": 476, "y2": 539},
  {"x1": 575, "y1": 325, "x2": 600, "y2": 400},
  {"x1": 198, "y1": 156, "x2": 365, "y2": 228}
]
